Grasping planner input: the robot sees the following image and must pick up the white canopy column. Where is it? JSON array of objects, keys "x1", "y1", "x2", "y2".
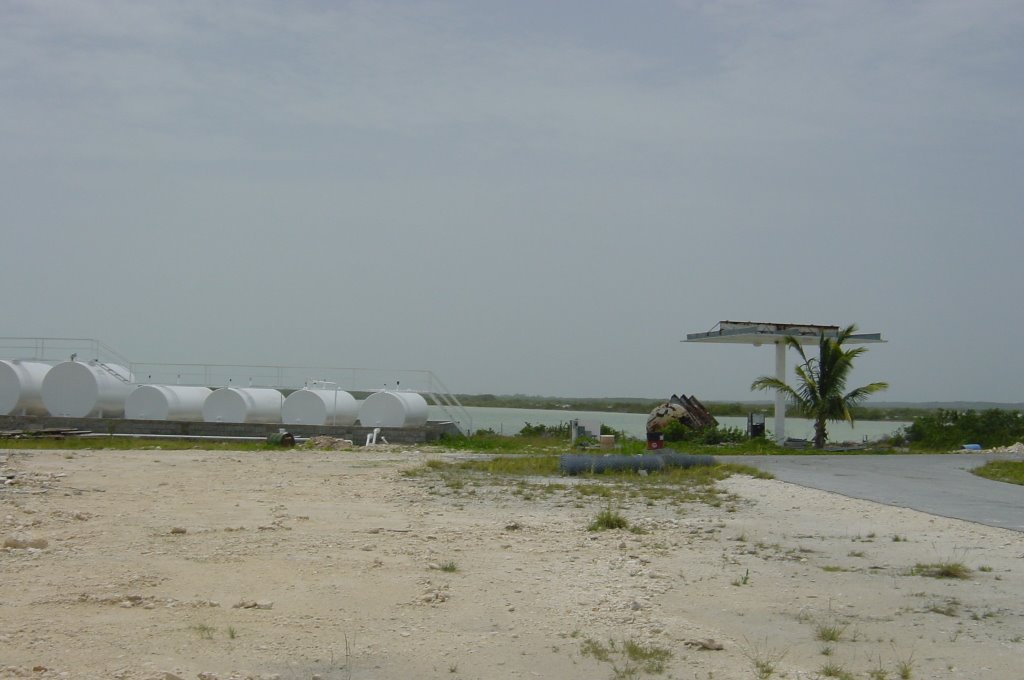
[{"x1": 774, "y1": 339, "x2": 786, "y2": 442}]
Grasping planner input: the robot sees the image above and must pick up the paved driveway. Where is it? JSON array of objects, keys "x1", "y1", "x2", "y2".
[{"x1": 729, "y1": 453, "x2": 1024, "y2": 532}]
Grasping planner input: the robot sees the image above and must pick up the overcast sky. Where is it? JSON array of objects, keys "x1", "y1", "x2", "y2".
[{"x1": 2, "y1": 1, "x2": 1022, "y2": 402}]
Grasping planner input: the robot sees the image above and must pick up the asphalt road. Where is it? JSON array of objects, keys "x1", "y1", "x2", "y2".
[{"x1": 729, "y1": 453, "x2": 1024, "y2": 533}]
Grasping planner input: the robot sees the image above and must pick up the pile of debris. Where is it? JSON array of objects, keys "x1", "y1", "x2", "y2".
[
  {"x1": 983, "y1": 442, "x2": 1024, "y2": 454},
  {"x1": 646, "y1": 393, "x2": 717, "y2": 433},
  {"x1": 0, "y1": 427, "x2": 91, "y2": 440},
  {"x1": 302, "y1": 436, "x2": 355, "y2": 451}
]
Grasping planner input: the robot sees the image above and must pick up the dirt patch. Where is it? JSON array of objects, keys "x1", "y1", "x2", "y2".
[{"x1": 1, "y1": 448, "x2": 1021, "y2": 679}]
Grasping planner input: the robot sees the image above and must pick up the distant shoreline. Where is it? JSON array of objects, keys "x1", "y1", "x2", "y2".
[{"x1": 447, "y1": 395, "x2": 1023, "y2": 420}]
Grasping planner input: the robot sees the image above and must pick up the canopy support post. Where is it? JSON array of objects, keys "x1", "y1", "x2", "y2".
[{"x1": 774, "y1": 340, "x2": 786, "y2": 444}]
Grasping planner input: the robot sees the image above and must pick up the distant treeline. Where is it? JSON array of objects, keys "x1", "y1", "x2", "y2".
[{"x1": 450, "y1": 394, "x2": 933, "y2": 421}]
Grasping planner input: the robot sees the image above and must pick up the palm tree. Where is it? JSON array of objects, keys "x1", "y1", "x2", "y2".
[{"x1": 751, "y1": 324, "x2": 889, "y2": 449}]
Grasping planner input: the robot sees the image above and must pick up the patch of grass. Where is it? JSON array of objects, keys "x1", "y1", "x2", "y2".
[
  {"x1": 580, "y1": 638, "x2": 612, "y2": 663},
  {"x1": 740, "y1": 638, "x2": 787, "y2": 679},
  {"x1": 819, "y1": 662, "x2": 854, "y2": 679},
  {"x1": 731, "y1": 568, "x2": 750, "y2": 586},
  {"x1": 436, "y1": 432, "x2": 567, "y2": 453},
  {"x1": 848, "y1": 550, "x2": 866, "y2": 558},
  {"x1": 575, "y1": 483, "x2": 617, "y2": 499},
  {"x1": 439, "y1": 560, "x2": 458, "y2": 573},
  {"x1": 815, "y1": 623, "x2": 847, "y2": 642},
  {"x1": 621, "y1": 639, "x2": 672, "y2": 674},
  {"x1": 891, "y1": 534, "x2": 906, "y2": 542},
  {"x1": 589, "y1": 506, "x2": 629, "y2": 531},
  {"x1": 449, "y1": 454, "x2": 562, "y2": 476},
  {"x1": 580, "y1": 638, "x2": 672, "y2": 677},
  {"x1": 227, "y1": 625, "x2": 237, "y2": 639},
  {"x1": 190, "y1": 623, "x2": 215, "y2": 640},
  {"x1": 717, "y1": 462, "x2": 775, "y2": 479},
  {"x1": 821, "y1": 565, "x2": 850, "y2": 573},
  {"x1": 896, "y1": 654, "x2": 914, "y2": 679},
  {"x1": 972, "y1": 460, "x2": 1024, "y2": 485},
  {"x1": 911, "y1": 561, "x2": 972, "y2": 579},
  {"x1": 926, "y1": 598, "x2": 961, "y2": 617},
  {"x1": 978, "y1": 565, "x2": 993, "y2": 572},
  {"x1": 410, "y1": 455, "x2": 764, "y2": 514}
]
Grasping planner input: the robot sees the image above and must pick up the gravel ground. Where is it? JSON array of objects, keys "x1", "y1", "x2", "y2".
[{"x1": 1, "y1": 446, "x2": 1022, "y2": 680}]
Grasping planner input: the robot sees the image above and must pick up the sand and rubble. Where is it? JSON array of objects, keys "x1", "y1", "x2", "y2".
[{"x1": 1, "y1": 446, "x2": 1022, "y2": 680}]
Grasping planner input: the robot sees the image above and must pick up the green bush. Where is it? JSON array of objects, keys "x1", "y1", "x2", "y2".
[
  {"x1": 518, "y1": 421, "x2": 571, "y2": 438},
  {"x1": 661, "y1": 421, "x2": 747, "y2": 445},
  {"x1": 906, "y1": 409, "x2": 1024, "y2": 449}
]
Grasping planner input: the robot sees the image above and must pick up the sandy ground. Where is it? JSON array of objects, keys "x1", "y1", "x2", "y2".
[{"x1": 1, "y1": 446, "x2": 1022, "y2": 680}]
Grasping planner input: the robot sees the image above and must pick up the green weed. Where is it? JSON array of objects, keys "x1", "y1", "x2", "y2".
[
  {"x1": 731, "y1": 568, "x2": 750, "y2": 586},
  {"x1": 580, "y1": 638, "x2": 672, "y2": 677},
  {"x1": 972, "y1": 460, "x2": 1024, "y2": 485},
  {"x1": 190, "y1": 623, "x2": 215, "y2": 640},
  {"x1": 819, "y1": 662, "x2": 854, "y2": 679},
  {"x1": 589, "y1": 506, "x2": 629, "y2": 532},
  {"x1": 815, "y1": 623, "x2": 847, "y2": 642},
  {"x1": 926, "y1": 598, "x2": 960, "y2": 617},
  {"x1": 911, "y1": 562, "x2": 971, "y2": 579},
  {"x1": 740, "y1": 638, "x2": 787, "y2": 679}
]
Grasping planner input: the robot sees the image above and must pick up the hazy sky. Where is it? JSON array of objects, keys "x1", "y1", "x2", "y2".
[{"x1": 3, "y1": 1, "x2": 1022, "y2": 402}]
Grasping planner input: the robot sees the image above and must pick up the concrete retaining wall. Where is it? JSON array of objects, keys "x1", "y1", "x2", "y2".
[{"x1": 0, "y1": 415, "x2": 458, "y2": 444}]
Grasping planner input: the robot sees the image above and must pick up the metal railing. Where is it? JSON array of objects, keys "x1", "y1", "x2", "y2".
[
  {"x1": 422, "y1": 370, "x2": 473, "y2": 435},
  {"x1": 0, "y1": 336, "x2": 132, "y2": 368}
]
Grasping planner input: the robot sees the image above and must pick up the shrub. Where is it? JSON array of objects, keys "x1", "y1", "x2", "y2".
[
  {"x1": 588, "y1": 506, "x2": 629, "y2": 531},
  {"x1": 662, "y1": 420, "x2": 747, "y2": 444},
  {"x1": 906, "y1": 409, "x2": 1024, "y2": 449},
  {"x1": 911, "y1": 561, "x2": 971, "y2": 579}
]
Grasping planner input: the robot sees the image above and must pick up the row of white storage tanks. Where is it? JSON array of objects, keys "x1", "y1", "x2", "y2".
[{"x1": 0, "y1": 359, "x2": 429, "y2": 427}]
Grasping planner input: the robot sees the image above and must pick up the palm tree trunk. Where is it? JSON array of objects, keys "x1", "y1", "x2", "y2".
[{"x1": 814, "y1": 419, "x2": 827, "y2": 449}]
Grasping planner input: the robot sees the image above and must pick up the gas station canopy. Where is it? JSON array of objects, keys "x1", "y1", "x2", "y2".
[
  {"x1": 683, "y1": 321, "x2": 885, "y2": 443},
  {"x1": 685, "y1": 321, "x2": 884, "y2": 347}
]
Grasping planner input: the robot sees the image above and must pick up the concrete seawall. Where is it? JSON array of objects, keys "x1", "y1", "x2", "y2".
[{"x1": 0, "y1": 415, "x2": 458, "y2": 444}]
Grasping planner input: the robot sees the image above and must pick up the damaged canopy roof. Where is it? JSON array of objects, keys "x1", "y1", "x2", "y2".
[{"x1": 684, "y1": 320, "x2": 884, "y2": 346}]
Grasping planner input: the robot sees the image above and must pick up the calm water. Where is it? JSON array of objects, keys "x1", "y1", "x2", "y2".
[{"x1": 430, "y1": 405, "x2": 908, "y2": 443}]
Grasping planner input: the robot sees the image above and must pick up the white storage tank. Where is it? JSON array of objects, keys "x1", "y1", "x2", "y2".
[
  {"x1": 40, "y1": 360, "x2": 134, "y2": 418},
  {"x1": 282, "y1": 388, "x2": 359, "y2": 426},
  {"x1": 0, "y1": 360, "x2": 53, "y2": 416},
  {"x1": 202, "y1": 387, "x2": 283, "y2": 424},
  {"x1": 125, "y1": 385, "x2": 212, "y2": 421},
  {"x1": 358, "y1": 391, "x2": 429, "y2": 428}
]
